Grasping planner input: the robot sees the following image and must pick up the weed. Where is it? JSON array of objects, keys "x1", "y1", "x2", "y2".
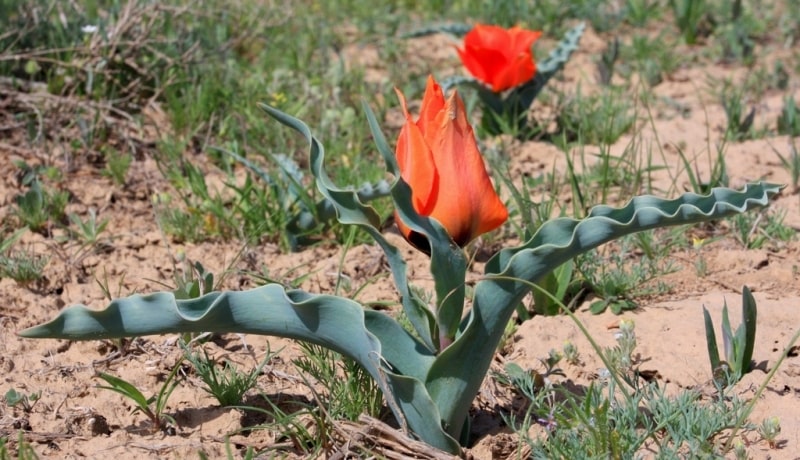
[
  {"x1": 293, "y1": 343, "x2": 383, "y2": 422},
  {"x1": 771, "y1": 138, "x2": 800, "y2": 192},
  {"x1": 0, "y1": 227, "x2": 27, "y2": 254},
  {"x1": 777, "y1": 96, "x2": 800, "y2": 136},
  {"x1": 624, "y1": 0, "x2": 662, "y2": 27},
  {"x1": 578, "y1": 233, "x2": 678, "y2": 314},
  {"x1": 758, "y1": 416, "x2": 781, "y2": 449},
  {"x1": 96, "y1": 361, "x2": 183, "y2": 432},
  {"x1": 607, "y1": 318, "x2": 638, "y2": 371},
  {"x1": 181, "y1": 342, "x2": 275, "y2": 407},
  {"x1": 562, "y1": 341, "x2": 581, "y2": 365},
  {"x1": 703, "y1": 286, "x2": 757, "y2": 385},
  {"x1": 13, "y1": 180, "x2": 68, "y2": 234},
  {"x1": 237, "y1": 395, "x2": 322, "y2": 457},
  {"x1": 0, "y1": 248, "x2": 48, "y2": 286},
  {"x1": 619, "y1": 33, "x2": 683, "y2": 87},
  {"x1": 670, "y1": 0, "x2": 714, "y2": 45},
  {"x1": 4, "y1": 388, "x2": 40, "y2": 413},
  {"x1": 101, "y1": 147, "x2": 132, "y2": 186},
  {"x1": 675, "y1": 140, "x2": 729, "y2": 195},
  {"x1": 731, "y1": 209, "x2": 795, "y2": 250},
  {"x1": 720, "y1": 81, "x2": 757, "y2": 141},
  {"x1": 554, "y1": 86, "x2": 635, "y2": 146},
  {"x1": 67, "y1": 209, "x2": 109, "y2": 247},
  {"x1": 505, "y1": 359, "x2": 755, "y2": 458}
]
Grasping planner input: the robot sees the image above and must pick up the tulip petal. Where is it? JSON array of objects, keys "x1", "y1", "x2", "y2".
[
  {"x1": 492, "y1": 54, "x2": 536, "y2": 92},
  {"x1": 457, "y1": 45, "x2": 506, "y2": 89},
  {"x1": 457, "y1": 24, "x2": 542, "y2": 92},
  {"x1": 427, "y1": 91, "x2": 508, "y2": 245},
  {"x1": 417, "y1": 76, "x2": 446, "y2": 138},
  {"x1": 394, "y1": 88, "x2": 438, "y2": 216},
  {"x1": 509, "y1": 27, "x2": 542, "y2": 55}
]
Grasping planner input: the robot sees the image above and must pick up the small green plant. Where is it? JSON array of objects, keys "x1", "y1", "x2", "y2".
[
  {"x1": 624, "y1": 0, "x2": 662, "y2": 27},
  {"x1": 670, "y1": 0, "x2": 714, "y2": 45},
  {"x1": 13, "y1": 180, "x2": 69, "y2": 234},
  {"x1": 0, "y1": 249, "x2": 48, "y2": 287},
  {"x1": 771, "y1": 139, "x2": 800, "y2": 192},
  {"x1": 720, "y1": 83, "x2": 757, "y2": 141},
  {"x1": 101, "y1": 148, "x2": 133, "y2": 186},
  {"x1": 674, "y1": 140, "x2": 729, "y2": 195},
  {"x1": 562, "y1": 341, "x2": 580, "y2": 365},
  {"x1": 758, "y1": 416, "x2": 781, "y2": 449},
  {"x1": 4, "y1": 388, "x2": 41, "y2": 413},
  {"x1": 578, "y1": 235, "x2": 676, "y2": 314},
  {"x1": 607, "y1": 318, "x2": 637, "y2": 371},
  {"x1": 777, "y1": 96, "x2": 800, "y2": 136},
  {"x1": 95, "y1": 361, "x2": 182, "y2": 431},
  {"x1": 713, "y1": 0, "x2": 762, "y2": 64},
  {"x1": 0, "y1": 229, "x2": 42, "y2": 285},
  {"x1": 731, "y1": 209, "x2": 795, "y2": 249},
  {"x1": 67, "y1": 209, "x2": 110, "y2": 247},
  {"x1": 703, "y1": 286, "x2": 757, "y2": 385},
  {"x1": 554, "y1": 86, "x2": 636, "y2": 145},
  {"x1": 619, "y1": 32, "x2": 683, "y2": 86},
  {"x1": 293, "y1": 343, "x2": 383, "y2": 422},
  {"x1": 181, "y1": 342, "x2": 274, "y2": 407}
]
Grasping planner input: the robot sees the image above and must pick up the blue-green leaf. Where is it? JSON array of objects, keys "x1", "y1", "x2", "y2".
[{"x1": 424, "y1": 182, "x2": 781, "y2": 439}]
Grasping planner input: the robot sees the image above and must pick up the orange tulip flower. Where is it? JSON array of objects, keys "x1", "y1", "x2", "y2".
[
  {"x1": 394, "y1": 76, "x2": 508, "y2": 251},
  {"x1": 457, "y1": 24, "x2": 542, "y2": 92}
]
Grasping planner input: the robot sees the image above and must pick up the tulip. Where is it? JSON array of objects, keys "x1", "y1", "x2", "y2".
[
  {"x1": 457, "y1": 24, "x2": 542, "y2": 92},
  {"x1": 394, "y1": 76, "x2": 508, "y2": 251}
]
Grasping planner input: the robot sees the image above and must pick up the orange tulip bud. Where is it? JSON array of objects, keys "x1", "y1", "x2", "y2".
[
  {"x1": 394, "y1": 76, "x2": 508, "y2": 252},
  {"x1": 457, "y1": 24, "x2": 542, "y2": 93}
]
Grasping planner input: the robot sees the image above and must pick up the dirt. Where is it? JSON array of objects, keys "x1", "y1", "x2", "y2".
[{"x1": 1, "y1": 23, "x2": 800, "y2": 460}]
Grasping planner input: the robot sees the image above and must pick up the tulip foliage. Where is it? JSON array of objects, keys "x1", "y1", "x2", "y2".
[{"x1": 20, "y1": 80, "x2": 781, "y2": 453}]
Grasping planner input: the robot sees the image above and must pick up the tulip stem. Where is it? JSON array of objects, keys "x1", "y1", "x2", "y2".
[{"x1": 439, "y1": 332, "x2": 453, "y2": 351}]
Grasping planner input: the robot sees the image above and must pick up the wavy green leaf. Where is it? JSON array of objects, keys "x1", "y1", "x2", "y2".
[
  {"x1": 424, "y1": 182, "x2": 781, "y2": 438},
  {"x1": 17, "y1": 282, "x2": 457, "y2": 448}
]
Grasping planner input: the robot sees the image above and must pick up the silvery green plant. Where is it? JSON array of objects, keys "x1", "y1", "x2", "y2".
[
  {"x1": 703, "y1": 286, "x2": 758, "y2": 384},
  {"x1": 19, "y1": 102, "x2": 781, "y2": 453}
]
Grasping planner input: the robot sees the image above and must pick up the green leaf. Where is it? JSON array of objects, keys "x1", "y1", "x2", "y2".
[
  {"x1": 721, "y1": 299, "x2": 734, "y2": 364},
  {"x1": 703, "y1": 306, "x2": 722, "y2": 373},
  {"x1": 0, "y1": 227, "x2": 28, "y2": 253},
  {"x1": 263, "y1": 102, "x2": 436, "y2": 351},
  {"x1": 740, "y1": 286, "x2": 757, "y2": 374},
  {"x1": 97, "y1": 373, "x2": 151, "y2": 410},
  {"x1": 4, "y1": 389, "x2": 23, "y2": 406},
  {"x1": 424, "y1": 182, "x2": 781, "y2": 440},
  {"x1": 590, "y1": 299, "x2": 607, "y2": 315}
]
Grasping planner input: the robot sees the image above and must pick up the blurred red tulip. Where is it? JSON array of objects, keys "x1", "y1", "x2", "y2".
[
  {"x1": 394, "y1": 76, "x2": 508, "y2": 251},
  {"x1": 457, "y1": 24, "x2": 542, "y2": 92}
]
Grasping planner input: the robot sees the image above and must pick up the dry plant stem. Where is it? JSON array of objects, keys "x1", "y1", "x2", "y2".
[{"x1": 331, "y1": 415, "x2": 459, "y2": 460}]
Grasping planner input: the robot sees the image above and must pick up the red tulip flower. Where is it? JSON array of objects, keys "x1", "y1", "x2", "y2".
[
  {"x1": 394, "y1": 76, "x2": 508, "y2": 251},
  {"x1": 457, "y1": 24, "x2": 542, "y2": 92}
]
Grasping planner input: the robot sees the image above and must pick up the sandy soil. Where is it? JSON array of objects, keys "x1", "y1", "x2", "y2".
[{"x1": 1, "y1": 24, "x2": 800, "y2": 459}]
